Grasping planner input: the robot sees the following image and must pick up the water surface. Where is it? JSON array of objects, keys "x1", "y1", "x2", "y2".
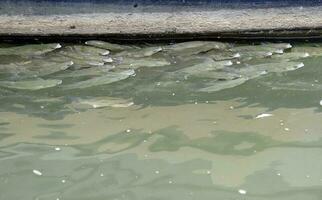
[{"x1": 0, "y1": 40, "x2": 322, "y2": 200}]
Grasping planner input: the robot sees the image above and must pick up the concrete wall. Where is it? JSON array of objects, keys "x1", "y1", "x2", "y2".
[{"x1": 0, "y1": 0, "x2": 322, "y2": 40}]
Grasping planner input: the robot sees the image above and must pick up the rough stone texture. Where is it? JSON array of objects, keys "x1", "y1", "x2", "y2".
[{"x1": 0, "y1": 6, "x2": 322, "y2": 39}]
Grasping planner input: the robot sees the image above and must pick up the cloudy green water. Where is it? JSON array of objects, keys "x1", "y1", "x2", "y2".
[{"x1": 0, "y1": 41, "x2": 322, "y2": 200}]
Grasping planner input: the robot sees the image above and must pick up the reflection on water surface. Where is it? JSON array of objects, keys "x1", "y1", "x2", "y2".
[{"x1": 0, "y1": 41, "x2": 322, "y2": 200}]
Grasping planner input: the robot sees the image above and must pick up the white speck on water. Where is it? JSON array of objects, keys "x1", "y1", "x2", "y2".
[
  {"x1": 100, "y1": 173, "x2": 104, "y2": 177},
  {"x1": 126, "y1": 129, "x2": 131, "y2": 133},
  {"x1": 296, "y1": 63, "x2": 305, "y2": 69},
  {"x1": 233, "y1": 53, "x2": 241, "y2": 58},
  {"x1": 33, "y1": 169, "x2": 42, "y2": 176},
  {"x1": 101, "y1": 51, "x2": 110, "y2": 56},
  {"x1": 169, "y1": 180, "x2": 173, "y2": 184},
  {"x1": 238, "y1": 189, "x2": 247, "y2": 194},
  {"x1": 40, "y1": 105, "x2": 45, "y2": 109},
  {"x1": 194, "y1": 102, "x2": 198, "y2": 105},
  {"x1": 319, "y1": 100, "x2": 322, "y2": 106},
  {"x1": 144, "y1": 154, "x2": 148, "y2": 158},
  {"x1": 61, "y1": 179, "x2": 66, "y2": 183},
  {"x1": 286, "y1": 44, "x2": 293, "y2": 49},
  {"x1": 172, "y1": 93, "x2": 176, "y2": 96},
  {"x1": 205, "y1": 101, "x2": 209, "y2": 103},
  {"x1": 284, "y1": 128, "x2": 290, "y2": 131},
  {"x1": 229, "y1": 106, "x2": 234, "y2": 110},
  {"x1": 55, "y1": 147, "x2": 61, "y2": 151},
  {"x1": 265, "y1": 52, "x2": 273, "y2": 57},
  {"x1": 255, "y1": 113, "x2": 273, "y2": 119},
  {"x1": 103, "y1": 57, "x2": 113, "y2": 63},
  {"x1": 275, "y1": 49, "x2": 284, "y2": 54},
  {"x1": 225, "y1": 60, "x2": 233, "y2": 66},
  {"x1": 236, "y1": 61, "x2": 241, "y2": 64},
  {"x1": 56, "y1": 44, "x2": 62, "y2": 49},
  {"x1": 260, "y1": 70, "x2": 268, "y2": 75},
  {"x1": 206, "y1": 170, "x2": 211, "y2": 174},
  {"x1": 277, "y1": 173, "x2": 281, "y2": 176},
  {"x1": 306, "y1": 175, "x2": 310, "y2": 178},
  {"x1": 156, "y1": 82, "x2": 161, "y2": 86},
  {"x1": 304, "y1": 52, "x2": 310, "y2": 57},
  {"x1": 155, "y1": 170, "x2": 160, "y2": 174}
]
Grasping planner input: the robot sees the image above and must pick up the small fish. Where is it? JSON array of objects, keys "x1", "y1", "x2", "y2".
[
  {"x1": 270, "y1": 52, "x2": 310, "y2": 61},
  {"x1": 58, "y1": 45, "x2": 110, "y2": 58},
  {"x1": 174, "y1": 57, "x2": 233, "y2": 76},
  {"x1": 236, "y1": 62, "x2": 304, "y2": 79},
  {"x1": 55, "y1": 65, "x2": 114, "y2": 78},
  {"x1": 116, "y1": 46, "x2": 163, "y2": 58},
  {"x1": 232, "y1": 43, "x2": 292, "y2": 59},
  {"x1": 69, "y1": 97, "x2": 134, "y2": 109},
  {"x1": 117, "y1": 57, "x2": 171, "y2": 69},
  {"x1": 259, "y1": 79, "x2": 322, "y2": 91},
  {"x1": 163, "y1": 41, "x2": 230, "y2": 55},
  {"x1": 0, "y1": 43, "x2": 61, "y2": 56},
  {"x1": 63, "y1": 69, "x2": 135, "y2": 90},
  {"x1": 85, "y1": 40, "x2": 132, "y2": 51},
  {"x1": 191, "y1": 70, "x2": 241, "y2": 80},
  {"x1": 0, "y1": 78, "x2": 62, "y2": 90},
  {"x1": 55, "y1": 45, "x2": 111, "y2": 69},
  {"x1": 198, "y1": 77, "x2": 248, "y2": 92},
  {"x1": 204, "y1": 49, "x2": 241, "y2": 61},
  {"x1": 0, "y1": 60, "x2": 73, "y2": 78}
]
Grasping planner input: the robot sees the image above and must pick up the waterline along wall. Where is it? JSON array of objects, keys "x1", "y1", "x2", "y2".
[{"x1": 1, "y1": 0, "x2": 322, "y2": 40}]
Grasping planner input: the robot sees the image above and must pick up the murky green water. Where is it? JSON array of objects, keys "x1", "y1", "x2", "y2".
[{"x1": 1, "y1": 40, "x2": 322, "y2": 200}]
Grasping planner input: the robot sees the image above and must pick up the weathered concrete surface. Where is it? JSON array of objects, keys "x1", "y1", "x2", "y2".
[{"x1": 1, "y1": 6, "x2": 322, "y2": 40}]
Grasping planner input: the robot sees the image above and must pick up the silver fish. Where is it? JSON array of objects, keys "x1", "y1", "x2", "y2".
[
  {"x1": 117, "y1": 57, "x2": 171, "y2": 69},
  {"x1": 259, "y1": 79, "x2": 322, "y2": 91},
  {"x1": 175, "y1": 57, "x2": 233, "y2": 75},
  {"x1": 198, "y1": 77, "x2": 249, "y2": 92},
  {"x1": 85, "y1": 40, "x2": 132, "y2": 51},
  {"x1": 69, "y1": 97, "x2": 134, "y2": 109},
  {"x1": 163, "y1": 41, "x2": 230, "y2": 55},
  {"x1": 116, "y1": 46, "x2": 163, "y2": 58},
  {"x1": 0, "y1": 78, "x2": 62, "y2": 90},
  {"x1": 63, "y1": 69, "x2": 135, "y2": 90},
  {"x1": 55, "y1": 65, "x2": 114, "y2": 78},
  {"x1": 0, "y1": 43, "x2": 62, "y2": 56}
]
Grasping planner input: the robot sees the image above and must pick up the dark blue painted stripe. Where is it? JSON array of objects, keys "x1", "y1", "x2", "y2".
[{"x1": 1, "y1": 0, "x2": 321, "y2": 16}]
